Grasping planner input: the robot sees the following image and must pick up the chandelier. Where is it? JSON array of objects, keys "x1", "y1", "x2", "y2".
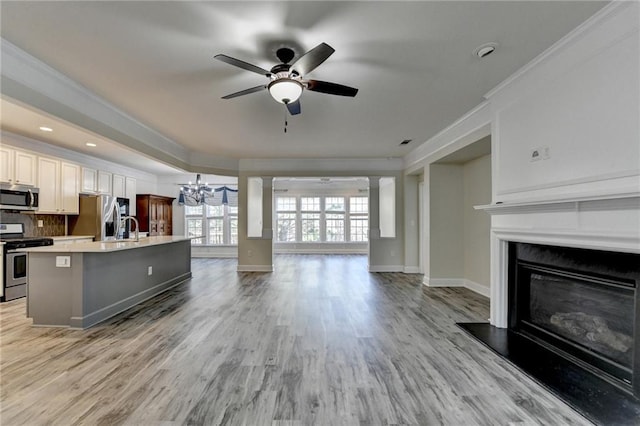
[{"x1": 179, "y1": 174, "x2": 212, "y2": 205}]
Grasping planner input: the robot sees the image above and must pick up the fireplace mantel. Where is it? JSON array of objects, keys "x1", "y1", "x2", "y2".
[
  {"x1": 476, "y1": 194, "x2": 640, "y2": 328},
  {"x1": 475, "y1": 193, "x2": 640, "y2": 217}
]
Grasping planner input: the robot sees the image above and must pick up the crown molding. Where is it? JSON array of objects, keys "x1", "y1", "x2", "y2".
[
  {"x1": 1, "y1": 39, "x2": 196, "y2": 169},
  {"x1": 238, "y1": 157, "x2": 404, "y2": 173},
  {"x1": 485, "y1": 1, "x2": 638, "y2": 102},
  {"x1": 403, "y1": 101, "x2": 491, "y2": 171}
]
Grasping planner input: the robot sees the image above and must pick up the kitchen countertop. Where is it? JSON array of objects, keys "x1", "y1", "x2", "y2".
[{"x1": 19, "y1": 236, "x2": 192, "y2": 253}]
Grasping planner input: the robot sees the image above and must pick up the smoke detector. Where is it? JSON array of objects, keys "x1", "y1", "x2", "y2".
[{"x1": 474, "y1": 42, "x2": 498, "y2": 59}]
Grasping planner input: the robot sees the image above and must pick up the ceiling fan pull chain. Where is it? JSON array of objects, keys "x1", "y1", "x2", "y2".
[{"x1": 284, "y1": 107, "x2": 288, "y2": 133}]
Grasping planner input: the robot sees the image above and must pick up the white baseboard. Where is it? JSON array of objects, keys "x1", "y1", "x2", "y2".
[
  {"x1": 368, "y1": 265, "x2": 404, "y2": 272},
  {"x1": 237, "y1": 264, "x2": 274, "y2": 272},
  {"x1": 423, "y1": 277, "x2": 490, "y2": 299},
  {"x1": 403, "y1": 266, "x2": 421, "y2": 274},
  {"x1": 463, "y1": 279, "x2": 491, "y2": 298},
  {"x1": 191, "y1": 253, "x2": 238, "y2": 258},
  {"x1": 425, "y1": 278, "x2": 465, "y2": 287},
  {"x1": 274, "y1": 248, "x2": 367, "y2": 254}
]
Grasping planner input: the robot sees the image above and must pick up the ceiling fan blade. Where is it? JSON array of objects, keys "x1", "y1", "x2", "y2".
[
  {"x1": 221, "y1": 85, "x2": 266, "y2": 99},
  {"x1": 214, "y1": 54, "x2": 272, "y2": 77},
  {"x1": 306, "y1": 80, "x2": 358, "y2": 97},
  {"x1": 290, "y1": 42, "x2": 335, "y2": 76},
  {"x1": 286, "y1": 100, "x2": 301, "y2": 115}
]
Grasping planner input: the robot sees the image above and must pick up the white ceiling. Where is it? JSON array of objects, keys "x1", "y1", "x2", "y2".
[{"x1": 0, "y1": 1, "x2": 607, "y2": 165}]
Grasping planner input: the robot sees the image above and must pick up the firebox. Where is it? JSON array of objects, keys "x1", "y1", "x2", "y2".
[{"x1": 508, "y1": 242, "x2": 640, "y2": 397}]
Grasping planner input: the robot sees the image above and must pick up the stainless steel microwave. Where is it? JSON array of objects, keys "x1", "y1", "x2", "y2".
[{"x1": 0, "y1": 184, "x2": 39, "y2": 211}]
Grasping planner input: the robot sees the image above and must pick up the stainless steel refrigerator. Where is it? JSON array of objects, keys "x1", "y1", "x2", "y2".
[{"x1": 69, "y1": 194, "x2": 130, "y2": 241}]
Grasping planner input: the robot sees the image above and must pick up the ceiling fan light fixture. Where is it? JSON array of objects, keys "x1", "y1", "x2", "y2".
[{"x1": 268, "y1": 78, "x2": 303, "y2": 104}]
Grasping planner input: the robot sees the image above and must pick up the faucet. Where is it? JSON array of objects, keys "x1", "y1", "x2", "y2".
[{"x1": 121, "y1": 216, "x2": 140, "y2": 242}]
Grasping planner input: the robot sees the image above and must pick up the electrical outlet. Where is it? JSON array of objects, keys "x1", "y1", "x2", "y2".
[
  {"x1": 147, "y1": 266, "x2": 153, "y2": 276},
  {"x1": 56, "y1": 256, "x2": 71, "y2": 268},
  {"x1": 37, "y1": 220, "x2": 44, "y2": 228}
]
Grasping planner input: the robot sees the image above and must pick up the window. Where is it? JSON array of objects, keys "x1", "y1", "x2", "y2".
[
  {"x1": 349, "y1": 196, "x2": 368, "y2": 242},
  {"x1": 276, "y1": 196, "x2": 297, "y2": 242},
  {"x1": 275, "y1": 195, "x2": 368, "y2": 243},
  {"x1": 228, "y1": 205, "x2": 238, "y2": 244},
  {"x1": 184, "y1": 203, "x2": 237, "y2": 245},
  {"x1": 300, "y1": 197, "x2": 320, "y2": 242}
]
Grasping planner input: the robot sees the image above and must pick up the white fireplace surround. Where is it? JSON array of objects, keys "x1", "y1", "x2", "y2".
[{"x1": 478, "y1": 194, "x2": 640, "y2": 328}]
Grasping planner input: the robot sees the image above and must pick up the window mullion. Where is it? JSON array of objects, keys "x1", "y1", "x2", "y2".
[
  {"x1": 345, "y1": 198, "x2": 351, "y2": 242},
  {"x1": 203, "y1": 208, "x2": 209, "y2": 245},
  {"x1": 223, "y1": 204, "x2": 229, "y2": 245},
  {"x1": 320, "y1": 196, "x2": 326, "y2": 242}
]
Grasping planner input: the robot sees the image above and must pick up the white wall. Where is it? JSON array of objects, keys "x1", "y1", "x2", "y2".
[
  {"x1": 237, "y1": 158, "x2": 405, "y2": 272},
  {"x1": 488, "y1": 2, "x2": 639, "y2": 203},
  {"x1": 463, "y1": 154, "x2": 491, "y2": 289},
  {"x1": 404, "y1": 2, "x2": 638, "y2": 303},
  {"x1": 403, "y1": 174, "x2": 420, "y2": 273},
  {"x1": 429, "y1": 164, "x2": 464, "y2": 279}
]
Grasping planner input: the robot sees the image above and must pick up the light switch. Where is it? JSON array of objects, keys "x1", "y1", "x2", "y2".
[{"x1": 55, "y1": 256, "x2": 71, "y2": 268}]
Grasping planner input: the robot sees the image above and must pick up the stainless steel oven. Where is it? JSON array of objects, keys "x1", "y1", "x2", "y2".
[
  {"x1": 5, "y1": 251, "x2": 27, "y2": 300},
  {"x1": 1, "y1": 223, "x2": 53, "y2": 302}
]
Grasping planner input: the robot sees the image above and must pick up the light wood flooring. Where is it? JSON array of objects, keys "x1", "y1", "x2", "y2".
[{"x1": 1, "y1": 255, "x2": 589, "y2": 425}]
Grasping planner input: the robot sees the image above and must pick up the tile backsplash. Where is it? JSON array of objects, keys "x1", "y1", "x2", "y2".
[{"x1": 0, "y1": 212, "x2": 66, "y2": 236}]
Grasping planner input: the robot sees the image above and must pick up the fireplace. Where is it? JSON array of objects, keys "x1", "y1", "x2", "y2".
[{"x1": 508, "y1": 242, "x2": 640, "y2": 397}]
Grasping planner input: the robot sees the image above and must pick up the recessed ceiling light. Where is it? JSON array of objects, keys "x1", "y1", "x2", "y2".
[
  {"x1": 474, "y1": 42, "x2": 498, "y2": 59},
  {"x1": 85, "y1": 142, "x2": 97, "y2": 147},
  {"x1": 39, "y1": 126, "x2": 53, "y2": 132}
]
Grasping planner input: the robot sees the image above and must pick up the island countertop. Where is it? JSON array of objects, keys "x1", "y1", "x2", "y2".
[{"x1": 20, "y1": 236, "x2": 192, "y2": 253}]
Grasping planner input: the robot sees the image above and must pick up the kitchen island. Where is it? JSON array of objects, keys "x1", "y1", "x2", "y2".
[{"x1": 21, "y1": 236, "x2": 191, "y2": 329}]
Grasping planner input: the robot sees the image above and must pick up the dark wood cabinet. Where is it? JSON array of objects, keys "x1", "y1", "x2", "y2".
[{"x1": 136, "y1": 194, "x2": 175, "y2": 236}]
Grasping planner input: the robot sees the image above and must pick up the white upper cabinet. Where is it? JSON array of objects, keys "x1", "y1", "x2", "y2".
[
  {"x1": 0, "y1": 147, "x2": 13, "y2": 183},
  {"x1": 112, "y1": 174, "x2": 125, "y2": 198},
  {"x1": 1, "y1": 147, "x2": 36, "y2": 186},
  {"x1": 37, "y1": 157, "x2": 60, "y2": 213},
  {"x1": 37, "y1": 158, "x2": 80, "y2": 214},
  {"x1": 60, "y1": 162, "x2": 80, "y2": 214},
  {"x1": 97, "y1": 170, "x2": 112, "y2": 195},
  {"x1": 14, "y1": 151, "x2": 37, "y2": 186},
  {"x1": 125, "y1": 177, "x2": 136, "y2": 216},
  {"x1": 82, "y1": 167, "x2": 98, "y2": 193}
]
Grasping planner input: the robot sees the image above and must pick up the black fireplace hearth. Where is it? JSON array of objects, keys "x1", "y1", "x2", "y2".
[{"x1": 458, "y1": 242, "x2": 640, "y2": 424}]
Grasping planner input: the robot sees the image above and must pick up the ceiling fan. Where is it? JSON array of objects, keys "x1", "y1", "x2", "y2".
[{"x1": 214, "y1": 42, "x2": 358, "y2": 115}]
